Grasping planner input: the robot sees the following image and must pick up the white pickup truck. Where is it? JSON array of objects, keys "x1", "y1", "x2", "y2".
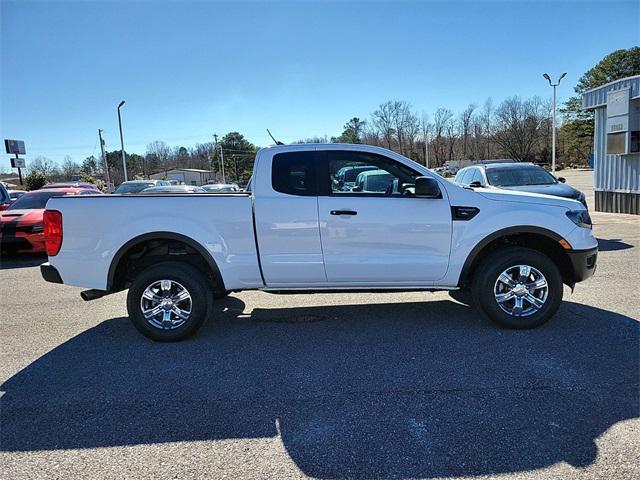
[{"x1": 40, "y1": 144, "x2": 598, "y2": 341}]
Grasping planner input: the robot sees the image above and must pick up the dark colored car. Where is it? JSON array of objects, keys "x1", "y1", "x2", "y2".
[
  {"x1": 454, "y1": 163, "x2": 587, "y2": 208},
  {"x1": 0, "y1": 187, "x2": 96, "y2": 253},
  {"x1": 114, "y1": 180, "x2": 171, "y2": 194}
]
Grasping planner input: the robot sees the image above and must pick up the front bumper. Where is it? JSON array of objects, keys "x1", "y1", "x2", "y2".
[
  {"x1": 566, "y1": 246, "x2": 598, "y2": 283},
  {"x1": 40, "y1": 263, "x2": 63, "y2": 284}
]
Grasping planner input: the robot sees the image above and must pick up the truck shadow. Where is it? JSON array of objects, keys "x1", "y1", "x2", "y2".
[
  {"x1": 597, "y1": 237, "x2": 635, "y2": 251},
  {"x1": 1, "y1": 297, "x2": 638, "y2": 478}
]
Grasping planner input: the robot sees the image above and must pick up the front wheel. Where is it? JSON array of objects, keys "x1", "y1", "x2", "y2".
[
  {"x1": 471, "y1": 247, "x2": 563, "y2": 329},
  {"x1": 127, "y1": 261, "x2": 210, "y2": 341}
]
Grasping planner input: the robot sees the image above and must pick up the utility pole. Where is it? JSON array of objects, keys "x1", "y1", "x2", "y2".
[
  {"x1": 213, "y1": 134, "x2": 226, "y2": 183},
  {"x1": 117, "y1": 100, "x2": 128, "y2": 181},
  {"x1": 98, "y1": 129, "x2": 111, "y2": 192},
  {"x1": 543, "y1": 73, "x2": 567, "y2": 175}
]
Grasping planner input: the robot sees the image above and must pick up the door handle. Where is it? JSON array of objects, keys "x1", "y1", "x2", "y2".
[{"x1": 330, "y1": 210, "x2": 358, "y2": 216}]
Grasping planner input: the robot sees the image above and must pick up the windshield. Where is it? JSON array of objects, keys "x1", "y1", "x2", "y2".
[
  {"x1": 8, "y1": 191, "x2": 69, "y2": 210},
  {"x1": 114, "y1": 182, "x2": 154, "y2": 194},
  {"x1": 486, "y1": 166, "x2": 556, "y2": 187}
]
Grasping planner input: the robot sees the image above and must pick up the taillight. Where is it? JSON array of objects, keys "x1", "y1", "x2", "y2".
[{"x1": 43, "y1": 210, "x2": 63, "y2": 256}]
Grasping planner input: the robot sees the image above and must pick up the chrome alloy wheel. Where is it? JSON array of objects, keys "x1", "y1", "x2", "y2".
[
  {"x1": 140, "y1": 279, "x2": 192, "y2": 330},
  {"x1": 493, "y1": 265, "x2": 549, "y2": 317}
]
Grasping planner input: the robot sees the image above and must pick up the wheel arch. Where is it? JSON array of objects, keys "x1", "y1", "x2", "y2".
[
  {"x1": 458, "y1": 226, "x2": 574, "y2": 288},
  {"x1": 107, "y1": 231, "x2": 225, "y2": 293}
]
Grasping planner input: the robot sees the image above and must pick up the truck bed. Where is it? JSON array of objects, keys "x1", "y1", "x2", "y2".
[{"x1": 46, "y1": 193, "x2": 264, "y2": 291}]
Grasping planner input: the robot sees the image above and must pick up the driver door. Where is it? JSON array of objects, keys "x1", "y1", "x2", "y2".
[{"x1": 317, "y1": 150, "x2": 452, "y2": 285}]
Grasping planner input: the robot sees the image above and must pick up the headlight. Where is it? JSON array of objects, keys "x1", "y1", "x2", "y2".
[{"x1": 566, "y1": 210, "x2": 592, "y2": 229}]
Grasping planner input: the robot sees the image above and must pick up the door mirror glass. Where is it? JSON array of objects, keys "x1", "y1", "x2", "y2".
[
  {"x1": 469, "y1": 181, "x2": 482, "y2": 188},
  {"x1": 415, "y1": 177, "x2": 441, "y2": 198}
]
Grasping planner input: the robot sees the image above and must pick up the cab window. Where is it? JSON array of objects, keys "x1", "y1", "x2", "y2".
[
  {"x1": 272, "y1": 151, "x2": 319, "y2": 196},
  {"x1": 326, "y1": 151, "x2": 420, "y2": 196}
]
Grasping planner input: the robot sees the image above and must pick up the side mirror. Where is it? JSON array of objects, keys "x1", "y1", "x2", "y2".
[
  {"x1": 414, "y1": 176, "x2": 441, "y2": 198},
  {"x1": 558, "y1": 177, "x2": 566, "y2": 183},
  {"x1": 469, "y1": 181, "x2": 482, "y2": 188}
]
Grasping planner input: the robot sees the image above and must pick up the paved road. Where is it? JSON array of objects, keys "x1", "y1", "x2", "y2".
[{"x1": 1, "y1": 170, "x2": 638, "y2": 479}]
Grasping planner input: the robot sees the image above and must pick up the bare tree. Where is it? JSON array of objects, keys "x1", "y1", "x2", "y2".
[
  {"x1": 146, "y1": 141, "x2": 172, "y2": 172},
  {"x1": 403, "y1": 110, "x2": 421, "y2": 160},
  {"x1": 371, "y1": 101, "x2": 397, "y2": 150},
  {"x1": 419, "y1": 113, "x2": 433, "y2": 166},
  {"x1": 191, "y1": 142, "x2": 215, "y2": 170},
  {"x1": 480, "y1": 98, "x2": 494, "y2": 159},
  {"x1": 29, "y1": 156, "x2": 59, "y2": 178},
  {"x1": 458, "y1": 104, "x2": 476, "y2": 159},
  {"x1": 492, "y1": 96, "x2": 549, "y2": 161},
  {"x1": 432, "y1": 108, "x2": 454, "y2": 165},
  {"x1": 391, "y1": 100, "x2": 411, "y2": 155},
  {"x1": 60, "y1": 155, "x2": 79, "y2": 179}
]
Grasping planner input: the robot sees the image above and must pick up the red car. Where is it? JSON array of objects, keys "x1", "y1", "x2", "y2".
[{"x1": 0, "y1": 187, "x2": 97, "y2": 254}]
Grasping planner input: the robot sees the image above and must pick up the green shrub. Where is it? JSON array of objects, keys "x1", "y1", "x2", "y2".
[
  {"x1": 25, "y1": 171, "x2": 47, "y2": 191},
  {"x1": 79, "y1": 173, "x2": 106, "y2": 192}
]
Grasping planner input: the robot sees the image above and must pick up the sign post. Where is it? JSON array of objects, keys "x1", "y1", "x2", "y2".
[
  {"x1": 4, "y1": 139, "x2": 26, "y2": 186},
  {"x1": 10, "y1": 156, "x2": 26, "y2": 184}
]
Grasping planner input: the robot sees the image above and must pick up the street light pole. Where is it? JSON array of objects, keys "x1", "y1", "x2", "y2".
[
  {"x1": 543, "y1": 72, "x2": 566, "y2": 175},
  {"x1": 117, "y1": 100, "x2": 128, "y2": 182}
]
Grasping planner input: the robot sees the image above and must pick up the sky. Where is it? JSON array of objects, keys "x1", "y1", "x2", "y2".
[{"x1": 1, "y1": 0, "x2": 639, "y2": 165}]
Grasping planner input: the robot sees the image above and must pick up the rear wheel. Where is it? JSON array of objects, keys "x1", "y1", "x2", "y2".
[
  {"x1": 127, "y1": 261, "x2": 210, "y2": 341},
  {"x1": 471, "y1": 247, "x2": 563, "y2": 329}
]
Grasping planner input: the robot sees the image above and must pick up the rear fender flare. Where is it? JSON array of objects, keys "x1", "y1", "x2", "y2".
[{"x1": 106, "y1": 231, "x2": 224, "y2": 292}]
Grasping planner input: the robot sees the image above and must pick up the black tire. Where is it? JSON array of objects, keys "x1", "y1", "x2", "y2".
[
  {"x1": 471, "y1": 247, "x2": 563, "y2": 329},
  {"x1": 127, "y1": 261, "x2": 210, "y2": 341},
  {"x1": 448, "y1": 288, "x2": 472, "y2": 306}
]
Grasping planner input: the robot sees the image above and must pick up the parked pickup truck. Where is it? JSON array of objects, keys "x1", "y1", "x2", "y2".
[{"x1": 40, "y1": 144, "x2": 598, "y2": 341}]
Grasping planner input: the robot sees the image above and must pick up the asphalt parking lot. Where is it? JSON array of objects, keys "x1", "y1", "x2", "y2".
[{"x1": 1, "y1": 170, "x2": 638, "y2": 480}]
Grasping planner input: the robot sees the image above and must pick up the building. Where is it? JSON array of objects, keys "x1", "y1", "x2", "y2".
[
  {"x1": 149, "y1": 168, "x2": 215, "y2": 186},
  {"x1": 583, "y1": 75, "x2": 640, "y2": 214}
]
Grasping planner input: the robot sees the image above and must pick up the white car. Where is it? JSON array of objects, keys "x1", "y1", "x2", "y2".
[{"x1": 40, "y1": 144, "x2": 597, "y2": 341}]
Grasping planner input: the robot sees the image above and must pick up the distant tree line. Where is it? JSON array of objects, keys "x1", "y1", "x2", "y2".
[
  {"x1": 26, "y1": 131, "x2": 257, "y2": 189},
  {"x1": 25, "y1": 47, "x2": 639, "y2": 188},
  {"x1": 321, "y1": 96, "x2": 553, "y2": 167}
]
